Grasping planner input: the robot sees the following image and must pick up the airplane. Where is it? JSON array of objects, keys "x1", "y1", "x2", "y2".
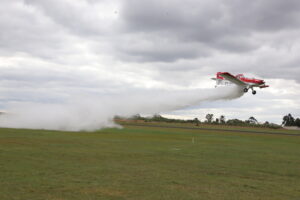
[{"x1": 211, "y1": 72, "x2": 269, "y2": 95}]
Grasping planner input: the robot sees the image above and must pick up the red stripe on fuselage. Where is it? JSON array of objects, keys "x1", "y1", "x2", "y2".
[{"x1": 240, "y1": 77, "x2": 264, "y2": 84}]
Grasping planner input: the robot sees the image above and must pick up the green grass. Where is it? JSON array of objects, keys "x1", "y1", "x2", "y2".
[{"x1": 0, "y1": 125, "x2": 300, "y2": 200}]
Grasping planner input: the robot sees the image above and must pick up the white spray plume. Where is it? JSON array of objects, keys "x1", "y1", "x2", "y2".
[{"x1": 0, "y1": 86, "x2": 244, "y2": 131}]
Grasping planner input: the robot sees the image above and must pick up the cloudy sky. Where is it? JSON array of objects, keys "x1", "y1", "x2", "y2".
[{"x1": 0, "y1": 0, "x2": 299, "y2": 124}]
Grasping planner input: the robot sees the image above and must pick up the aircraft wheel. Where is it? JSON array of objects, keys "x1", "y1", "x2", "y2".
[
  {"x1": 243, "y1": 88, "x2": 248, "y2": 93},
  {"x1": 252, "y1": 90, "x2": 257, "y2": 95}
]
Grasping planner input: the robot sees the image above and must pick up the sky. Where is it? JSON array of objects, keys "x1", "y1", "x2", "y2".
[{"x1": 0, "y1": 0, "x2": 299, "y2": 125}]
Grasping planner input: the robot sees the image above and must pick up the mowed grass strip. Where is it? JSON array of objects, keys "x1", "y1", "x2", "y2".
[{"x1": 0, "y1": 125, "x2": 299, "y2": 200}]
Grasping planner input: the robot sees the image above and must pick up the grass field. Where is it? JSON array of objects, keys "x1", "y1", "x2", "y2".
[{"x1": 0, "y1": 124, "x2": 300, "y2": 200}]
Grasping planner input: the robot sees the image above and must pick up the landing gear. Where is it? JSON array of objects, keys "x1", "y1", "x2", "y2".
[{"x1": 244, "y1": 87, "x2": 257, "y2": 95}]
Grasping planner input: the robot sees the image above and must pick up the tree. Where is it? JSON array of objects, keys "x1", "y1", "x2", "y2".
[
  {"x1": 194, "y1": 118, "x2": 200, "y2": 126},
  {"x1": 151, "y1": 114, "x2": 165, "y2": 122},
  {"x1": 215, "y1": 118, "x2": 219, "y2": 123},
  {"x1": 248, "y1": 116, "x2": 258, "y2": 124},
  {"x1": 205, "y1": 114, "x2": 214, "y2": 123},
  {"x1": 131, "y1": 114, "x2": 142, "y2": 120},
  {"x1": 282, "y1": 113, "x2": 295, "y2": 126},
  {"x1": 220, "y1": 115, "x2": 226, "y2": 124},
  {"x1": 295, "y1": 118, "x2": 300, "y2": 127}
]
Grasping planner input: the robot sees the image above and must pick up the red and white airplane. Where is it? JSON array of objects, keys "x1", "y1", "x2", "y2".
[{"x1": 212, "y1": 72, "x2": 269, "y2": 95}]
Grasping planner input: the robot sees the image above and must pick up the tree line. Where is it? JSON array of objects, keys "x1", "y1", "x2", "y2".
[
  {"x1": 282, "y1": 113, "x2": 300, "y2": 127},
  {"x1": 115, "y1": 113, "x2": 300, "y2": 129}
]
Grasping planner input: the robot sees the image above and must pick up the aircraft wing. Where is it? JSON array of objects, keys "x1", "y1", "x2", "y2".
[{"x1": 219, "y1": 72, "x2": 247, "y2": 86}]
